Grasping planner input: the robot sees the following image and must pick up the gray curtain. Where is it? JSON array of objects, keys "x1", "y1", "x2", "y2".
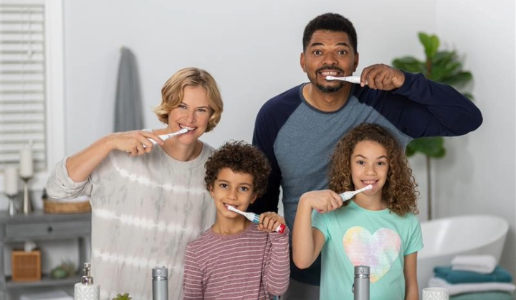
[{"x1": 114, "y1": 47, "x2": 144, "y2": 132}]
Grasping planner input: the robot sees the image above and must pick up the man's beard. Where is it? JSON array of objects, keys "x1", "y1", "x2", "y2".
[
  {"x1": 310, "y1": 66, "x2": 346, "y2": 93},
  {"x1": 315, "y1": 82, "x2": 344, "y2": 93}
]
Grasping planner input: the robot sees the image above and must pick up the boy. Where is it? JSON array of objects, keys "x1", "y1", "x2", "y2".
[{"x1": 183, "y1": 140, "x2": 290, "y2": 299}]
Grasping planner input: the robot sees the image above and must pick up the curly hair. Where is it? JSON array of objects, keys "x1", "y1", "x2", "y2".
[
  {"x1": 205, "y1": 140, "x2": 271, "y2": 198},
  {"x1": 328, "y1": 123, "x2": 419, "y2": 216},
  {"x1": 153, "y1": 67, "x2": 223, "y2": 132}
]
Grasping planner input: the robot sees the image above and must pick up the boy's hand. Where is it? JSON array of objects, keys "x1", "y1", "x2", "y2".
[{"x1": 258, "y1": 212, "x2": 286, "y2": 233}]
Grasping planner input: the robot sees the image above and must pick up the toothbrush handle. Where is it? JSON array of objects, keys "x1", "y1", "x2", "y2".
[
  {"x1": 250, "y1": 213, "x2": 285, "y2": 233},
  {"x1": 144, "y1": 131, "x2": 185, "y2": 148},
  {"x1": 340, "y1": 191, "x2": 355, "y2": 201},
  {"x1": 275, "y1": 224, "x2": 286, "y2": 234}
]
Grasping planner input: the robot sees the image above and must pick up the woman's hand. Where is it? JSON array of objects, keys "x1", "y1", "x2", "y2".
[{"x1": 107, "y1": 130, "x2": 164, "y2": 157}]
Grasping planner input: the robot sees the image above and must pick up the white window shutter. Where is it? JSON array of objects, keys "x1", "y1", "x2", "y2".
[{"x1": 0, "y1": 2, "x2": 47, "y2": 173}]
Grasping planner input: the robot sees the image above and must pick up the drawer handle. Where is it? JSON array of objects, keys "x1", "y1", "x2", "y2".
[{"x1": 47, "y1": 226, "x2": 53, "y2": 232}]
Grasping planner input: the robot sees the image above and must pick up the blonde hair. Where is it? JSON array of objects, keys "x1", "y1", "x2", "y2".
[{"x1": 154, "y1": 67, "x2": 223, "y2": 132}]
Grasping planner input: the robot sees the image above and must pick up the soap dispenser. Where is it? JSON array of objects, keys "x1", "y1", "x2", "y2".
[{"x1": 74, "y1": 262, "x2": 100, "y2": 300}]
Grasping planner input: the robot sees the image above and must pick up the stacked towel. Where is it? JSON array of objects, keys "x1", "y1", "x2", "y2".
[
  {"x1": 448, "y1": 291, "x2": 514, "y2": 300},
  {"x1": 428, "y1": 255, "x2": 515, "y2": 298},
  {"x1": 434, "y1": 266, "x2": 513, "y2": 284},
  {"x1": 429, "y1": 277, "x2": 515, "y2": 296},
  {"x1": 451, "y1": 255, "x2": 497, "y2": 274}
]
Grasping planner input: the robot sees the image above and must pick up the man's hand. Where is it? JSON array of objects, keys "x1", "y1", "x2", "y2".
[{"x1": 361, "y1": 64, "x2": 405, "y2": 90}]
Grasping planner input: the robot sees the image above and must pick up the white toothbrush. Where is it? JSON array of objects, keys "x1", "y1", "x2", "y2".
[
  {"x1": 227, "y1": 205, "x2": 286, "y2": 233},
  {"x1": 340, "y1": 185, "x2": 373, "y2": 201},
  {"x1": 143, "y1": 128, "x2": 189, "y2": 148},
  {"x1": 326, "y1": 75, "x2": 361, "y2": 84}
]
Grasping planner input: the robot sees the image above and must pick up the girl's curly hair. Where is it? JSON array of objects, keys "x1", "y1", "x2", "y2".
[
  {"x1": 328, "y1": 123, "x2": 419, "y2": 216},
  {"x1": 205, "y1": 140, "x2": 271, "y2": 197}
]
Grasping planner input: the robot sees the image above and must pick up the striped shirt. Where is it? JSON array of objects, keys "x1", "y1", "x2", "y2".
[
  {"x1": 183, "y1": 224, "x2": 290, "y2": 299},
  {"x1": 46, "y1": 142, "x2": 216, "y2": 300}
]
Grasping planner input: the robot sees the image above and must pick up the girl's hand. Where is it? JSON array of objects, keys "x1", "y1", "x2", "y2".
[
  {"x1": 299, "y1": 190, "x2": 343, "y2": 213},
  {"x1": 107, "y1": 131, "x2": 164, "y2": 157},
  {"x1": 258, "y1": 212, "x2": 286, "y2": 233}
]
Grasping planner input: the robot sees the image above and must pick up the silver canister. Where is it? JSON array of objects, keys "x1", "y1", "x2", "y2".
[
  {"x1": 352, "y1": 265, "x2": 370, "y2": 300},
  {"x1": 152, "y1": 266, "x2": 168, "y2": 300}
]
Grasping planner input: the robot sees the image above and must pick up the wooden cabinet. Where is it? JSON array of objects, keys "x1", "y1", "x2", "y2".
[{"x1": 0, "y1": 210, "x2": 91, "y2": 300}]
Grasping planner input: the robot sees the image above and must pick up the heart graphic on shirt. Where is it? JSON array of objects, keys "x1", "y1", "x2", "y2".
[{"x1": 343, "y1": 226, "x2": 401, "y2": 282}]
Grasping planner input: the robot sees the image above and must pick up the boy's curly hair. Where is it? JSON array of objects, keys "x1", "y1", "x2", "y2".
[
  {"x1": 205, "y1": 140, "x2": 271, "y2": 197},
  {"x1": 328, "y1": 123, "x2": 419, "y2": 216}
]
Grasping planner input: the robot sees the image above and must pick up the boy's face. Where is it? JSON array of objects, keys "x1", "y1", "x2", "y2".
[
  {"x1": 209, "y1": 167, "x2": 257, "y2": 219},
  {"x1": 350, "y1": 140, "x2": 389, "y2": 196}
]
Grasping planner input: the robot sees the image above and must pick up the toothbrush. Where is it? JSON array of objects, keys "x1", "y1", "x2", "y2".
[
  {"x1": 340, "y1": 185, "x2": 373, "y2": 201},
  {"x1": 227, "y1": 205, "x2": 286, "y2": 233},
  {"x1": 143, "y1": 128, "x2": 189, "y2": 148},
  {"x1": 326, "y1": 75, "x2": 362, "y2": 84}
]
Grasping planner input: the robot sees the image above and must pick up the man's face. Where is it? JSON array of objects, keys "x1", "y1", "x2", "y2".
[{"x1": 300, "y1": 30, "x2": 359, "y2": 93}]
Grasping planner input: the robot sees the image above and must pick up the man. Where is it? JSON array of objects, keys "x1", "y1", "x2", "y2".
[{"x1": 248, "y1": 12, "x2": 482, "y2": 299}]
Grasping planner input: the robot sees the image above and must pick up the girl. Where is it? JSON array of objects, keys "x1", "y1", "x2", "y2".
[{"x1": 292, "y1": 123, "x2": 422, "y2": 300}]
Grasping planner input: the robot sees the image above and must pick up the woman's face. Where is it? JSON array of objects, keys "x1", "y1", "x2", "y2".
[{"x1": 167, "y1": 85, "x2": 212, "y2": 145}]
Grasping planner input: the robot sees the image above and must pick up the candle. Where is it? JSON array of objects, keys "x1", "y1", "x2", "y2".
[
  {"x1": 19, "y1": 145, "x2": 34, "y2": 178},
  {"x1": 4, "y1": 167, "x2": 18, "y2": 196}
]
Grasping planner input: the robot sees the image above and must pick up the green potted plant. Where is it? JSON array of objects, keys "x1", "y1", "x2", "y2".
[
  {"x1": 112, "y1": 293, "x2": 132, "y2": 300},
  {"x1": 392, "y1": 32, "x2": 473, "y2": 220}
]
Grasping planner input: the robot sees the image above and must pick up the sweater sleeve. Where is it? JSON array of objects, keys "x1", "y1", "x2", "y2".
[
  {"x1": 183, "y1": 244, "x2": 204, "y2": 299},
  {"x1": 249, "y1": 104, "x2": 283, "y2": 214},
  {"x1": 263, "y1": 227, "x2": 290, "y2": 296},
  {"x1": 45, "y1": 157, "x2": 92, "y2": 200},
  {"x1": 357, "y1": 71, "x2": 483, "y2": 138}
]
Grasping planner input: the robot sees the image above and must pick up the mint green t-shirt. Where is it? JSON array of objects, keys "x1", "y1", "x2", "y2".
[{"x1": 312, "y1": 201, "x2": 423, "y2": 300}]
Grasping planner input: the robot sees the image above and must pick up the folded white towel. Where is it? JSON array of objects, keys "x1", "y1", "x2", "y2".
[
  {"x1": 428, "y1": 277, "x2": 516, "y2": 296},
  {"x1": 451, "y1": 254, "x2": 497, "y2": 274}
]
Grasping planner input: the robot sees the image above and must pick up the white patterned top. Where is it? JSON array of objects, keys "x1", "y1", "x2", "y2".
[{"x1": 46, "y1": 143, "x2": 216, "y2": 300}]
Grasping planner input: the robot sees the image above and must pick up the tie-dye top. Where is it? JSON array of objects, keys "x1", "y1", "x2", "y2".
[
  {"x1": 46, "y1": 142, "x2": 216, "y2": 300},
  {"x1": 312, "y1": 201, "x2": 422, "y2": 300}
]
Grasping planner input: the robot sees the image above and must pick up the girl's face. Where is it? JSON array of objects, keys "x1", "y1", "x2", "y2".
[
  {"x1": 167, "y1": 85, "x2": 211, "y2": 145},
  {"x1": 209, "y1": 168, "x2": 257, "y2": 221},
  {"x1": 350, "y1": 140, "x2": 389, "y2": 196}
]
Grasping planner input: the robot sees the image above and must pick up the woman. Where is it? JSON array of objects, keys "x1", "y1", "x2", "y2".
[{"x1": 46, "y1": 67, "x2": 223, "y2": 300}]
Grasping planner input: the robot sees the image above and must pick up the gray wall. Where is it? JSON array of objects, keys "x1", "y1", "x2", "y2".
[{"x1": 61, "y1": 0, "x2": 515, "y2": 278}]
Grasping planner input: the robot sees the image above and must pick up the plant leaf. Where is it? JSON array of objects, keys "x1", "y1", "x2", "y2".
[
  {"x1": 418, "y1": 32, "x2": 439, "y2": 60},
  {"x1": 462, "y1": 92, "x2": 474, "y2": 100},
  {"x1": 392, "y1": 56, "x2": 426, "y2": 73},
  {"x1": 432, "y1": 50, "x2": 456, "y2": 66},
  {"x1": 430, "y1": 61, "x2": 462, "y2": 82},
  {"x1": 406, "y1": 137, "x2": 445, "y2": 158},
  {"x1": 405, "y1": 141, "x2": 417, "y2": 157},
  {"x1": 440, "y1": 71, "x2": 473, "y2": 86}
]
